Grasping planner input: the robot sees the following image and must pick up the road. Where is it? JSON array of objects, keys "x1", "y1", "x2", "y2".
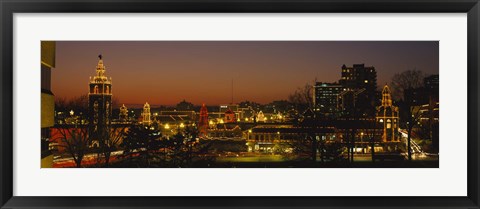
[{"x1": 399, "y1": 129, "x2": 438, "y2": 160}]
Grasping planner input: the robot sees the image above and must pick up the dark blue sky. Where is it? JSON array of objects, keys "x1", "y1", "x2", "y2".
[{"x1": 52, "y1": 41, "x2": 439, "y2": 106}]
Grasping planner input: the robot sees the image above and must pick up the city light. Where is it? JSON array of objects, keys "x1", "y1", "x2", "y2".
[{"x1": 44, "y1": 43, "x2": 439, "y2": 169}]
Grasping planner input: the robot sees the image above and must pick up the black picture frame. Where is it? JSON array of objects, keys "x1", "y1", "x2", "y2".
[{"x1": 1, "y1": 0, "x2": 479, "y2": 208}]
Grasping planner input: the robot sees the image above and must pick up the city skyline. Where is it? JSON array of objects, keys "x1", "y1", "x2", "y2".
[
  {"x1": 52, "y1": 41, "x2": 439, "y2": 106},
  {"x1": 43, "y1": 41, "x2": 439, "y2": 168}
]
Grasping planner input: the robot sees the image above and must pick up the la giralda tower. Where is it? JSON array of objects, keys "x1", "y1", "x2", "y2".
[{"x1": 88, "y1": 55, "x2": 112, "y2": 145}]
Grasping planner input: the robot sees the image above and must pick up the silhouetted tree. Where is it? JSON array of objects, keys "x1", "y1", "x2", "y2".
[
  {"x1": 53, "y1": 126, "x2": 91, "y2": 168},
  {"x1": 98, "y1": 125, "x2": 127, "y2": 167},
  {"x1": 121, "y1": 125, "x2": 161, "y2": 167},
  {"x1": 324, "y1": 141, "x2": 347, "y2": 164},
  {"x1": 390, "y1": 69, "x2": 425, "y2": 100},
  {"x1": 288, "y1": 83, "x2": 314, "y2": 113},
  {"x1": 167, "y1": 125, "x2": 213, "y2": 167},
  {"x1": 391, "y1": 70, "x2": 425, "y2": 161}
]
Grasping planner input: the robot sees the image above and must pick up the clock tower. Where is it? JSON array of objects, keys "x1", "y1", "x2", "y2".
[{"x1": 88, "y1": 55, "x2": 112, "y2": 146}]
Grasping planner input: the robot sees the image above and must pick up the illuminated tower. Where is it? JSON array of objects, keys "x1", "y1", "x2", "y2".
[
  {"x1": 198, "y1": 103, "x2": 209, "y2": 137},
  {"x1": 119, "y1": 104, "x2": 128, "y2": 121},
  {"x1": 376, "y1": 85, "x2": 400, "y2": 142},
  {"x1": 88, "y1": 55, "x2": 112, "y2": 144},
  {"x1": 257, "y1": 111, "x2": 265, "y2": 122},
  {"x1": 142, "y1": 102, "x2": 151, "y2": 126}
]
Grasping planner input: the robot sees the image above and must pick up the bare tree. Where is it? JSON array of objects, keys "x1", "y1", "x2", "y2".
[
  {"x1": 390, "y1": 69, "x2": 425, "y2": 100},
  {"x1": 67, "y1": 94, "x2": 89, "y2": 114},
  {"x1": 98, "y1": 126, "x2": 127, "y2": 167},
  {"x1": 390, "y1": 69, "x2": 425, "y2": 161},
  {"x1": 53, "y1": 126, "x2": 91, "y2": 168},
  {"x1": 288, "y1": 83, "x2": 314, "y2": 113},
  {"x1": 55, "y1": 97, "x2": 68, "y2": 112}
]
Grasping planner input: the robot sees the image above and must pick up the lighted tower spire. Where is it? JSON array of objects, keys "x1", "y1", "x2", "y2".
[
  {"x1": 198, "y1": 103, "x2": 209, "y2": 137},
  {"x1": 142, "y1": 102, "x2": 151, "y2": 126},
  {"x1": 381, "y1": 84, "x2": 393, "y2": 107},
  {"x1": 88, "y1": 55, "x2": 113, "y2": 147},
  {"x1": 376, "y1": 84, "x2": 400, "y2": 143},
  {"x1": 119, "y1": 104, "x2": 128, "y2": 121}
]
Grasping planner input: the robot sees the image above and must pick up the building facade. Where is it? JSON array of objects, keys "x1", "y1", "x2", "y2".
[
  {"x1": 142, "y1": 102, "x2": 151, "y2": 126},
  {"x1": 119, "y1": 104, "x2": 129, "y2": 121},
  {"x1": 376, "y1": 85, "x2": 400, "y2": 142},
  {"x1": 88, "y1": 55, "x2": 113, "y2": 147},
  {"x1": 198, "y1": 104, "x2": 209, "y2": 136},
  {"x1": 313, "y1": 82, "x2": 343, "y2": 115},
  {"x1": 339, "y1": 64, "x2": 378, "y2": 115},
  {"x1": 41, "y1": 41, "x2": 56, "y2": 168}
]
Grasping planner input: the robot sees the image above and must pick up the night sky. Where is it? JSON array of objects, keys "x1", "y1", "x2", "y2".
[{"x1": 51, "y1": 41, "x2": 438, "y2": 106}]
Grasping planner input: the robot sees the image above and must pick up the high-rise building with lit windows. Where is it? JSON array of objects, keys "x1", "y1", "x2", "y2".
[
  {"x1": 339, "y1": 64, "x2": 378, "y2": 116},
  {"x1": 339, "y1": 64, "x2": 377, "y2": 92},
  {"x1": 313, "y1": 82, "x2": 343, "y2": 115}
]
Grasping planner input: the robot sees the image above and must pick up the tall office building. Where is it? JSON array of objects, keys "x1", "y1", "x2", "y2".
[
  {"x1": 41, "y1": 41, "x2": 56, "y2": 168},
  {"x1": 313, "y1": 82, "x2": 343, "y2": 115},
  {"x1": 339, "y1": 64, "x2": 377, "y2": 92},
  {"x1": 339, "y1": 64, "x2": 378, "y2": 116}
]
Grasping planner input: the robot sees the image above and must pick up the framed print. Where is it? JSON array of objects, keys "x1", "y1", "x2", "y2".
[{"x1": 1, "y1": 0, "x2": 479, "y2": 208}]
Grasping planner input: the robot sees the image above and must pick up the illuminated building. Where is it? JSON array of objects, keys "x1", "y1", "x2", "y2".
[
  {"x1": 224, "y1": 108, "x2": 236, "y2": 123},
  {"x1": 159, "y1": 110, "x2": 196, "y2": 120},
  {"x1": 339, "y1": 64, "x2": 378, "y2": 114},
  {"x1": 340, "y1": 64, "x2": 377, "y2": 91},
  {"x1": 257, "y1": 111, "x2": 266, "y2": 122},
  {"x1": 88, "y1": 55, "x2": 112, "y2": 146},
  {"x1": 220, "y1": 104, "x2": 242, "y2": 121},
  {"x1": 313, "y1": 82, "x2": 342, "y2": 114},
  {"x1": 405, "y1": 74, "x2": 439, "y2": 151},
  {"x1": 142, "y1": 102, "x2": 151, "y2": 126},
  {"x1": 41, "y1": 41, "x2": 56, "y2": 168},
  {"x1": 198, "y1": 104, "x2": 209, "y2": 136},
  {"x1": 220, "y1": 104, "x2": 238, "y2": 112},
  {"x1": 376, "y1": 85, "x2": 400, "y2": 142},
  {"x1": 246, "y1": 125, "x2": 336, "y2": 153},
  {"x1": 119, "y1": 104, "x2": 128, "y2": 121}
]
